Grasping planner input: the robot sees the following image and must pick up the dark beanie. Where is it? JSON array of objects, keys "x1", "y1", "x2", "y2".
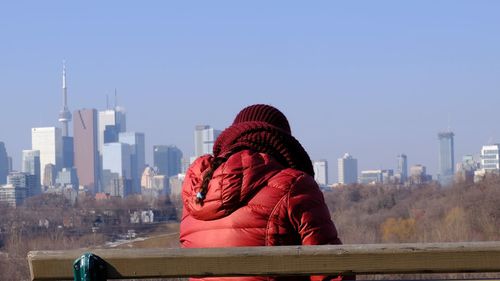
[{"x1": 233, "y1": 104, "x2": 291, "y2": 134}]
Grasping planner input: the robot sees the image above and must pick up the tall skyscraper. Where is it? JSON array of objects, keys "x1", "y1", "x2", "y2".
[
  {"x1": 32, "y1": 127, "x2": 62, "y2": 186},
  {"x1": 119, "y1": 132, "x2": 145, "y2": 194},
  {"x1": 396, "y1": 154, "x2": 408, "y2": 183},
  {"x1": 338, "y1": 153, "x2": 358, "y2": 185},
  {"x1": 58, "y1": 62, "x2": 74, "y2": 169},
  {"x1": 194, "y1": 125, "x2": 221, "y2": 157},
  {"x1": 98, "y1": 108, "x2": 126, "y2": 154},
  {"x1": 58, "y1": 61, "x2": 72, "y2": 137},
  {"x1": 0, "y1": 142, "x2": 8, "y2": 185},
  {"x1": 153, "y1": 145, "x2": 183, "y2": 177},
  {"x1": 74, "y1": 109, "x2": 100, "y2": 193},
  {"x1": 313, "y1": 160, "x2": 328, "y2": 186},
  {"x1": 102, "y1": 142, "x2": 132, "y2": 197},
  {"x1": 22, "y1": 150, "x2": 41, "y2": 196},
  {"x1": 438, "y1": 131, "x2": 455, "y2": 185}
]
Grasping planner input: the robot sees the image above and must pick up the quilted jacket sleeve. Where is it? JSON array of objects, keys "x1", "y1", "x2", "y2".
[
  {"x1": 287, "y1": 174, "x2": 343, "y2": 281},
  {"x1": 287, "y1": 174, "x2": 341, "y2": 245}
]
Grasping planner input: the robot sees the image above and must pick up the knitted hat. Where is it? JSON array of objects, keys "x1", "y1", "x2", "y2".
[
  {"x1": 211, "y1": 104, "x2": 313, "y2": 176},
  {"x1": 233, "y1": 104, "x2": 291, "y2": 134}
]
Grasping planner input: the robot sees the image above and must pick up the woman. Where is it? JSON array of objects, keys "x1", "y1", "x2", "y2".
[{"x1": 180, "y1": 104, "x2": 342, "y2": 281}]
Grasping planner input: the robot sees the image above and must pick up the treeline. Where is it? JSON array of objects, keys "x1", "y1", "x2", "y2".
[
  {"x1": 0, "y1": 194, "x2": 177, "y2": 280},
  {"x1": 2, "y1": 177, "x2": 500, "y2": 280},
  {"x1": 325, "y1": 175, "x2": 500, "y2": 244}
]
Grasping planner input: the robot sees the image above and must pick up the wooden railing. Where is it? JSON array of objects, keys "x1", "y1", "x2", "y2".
[{"x1": 28, "y1": 241, "x2": 500, "y2": 280}]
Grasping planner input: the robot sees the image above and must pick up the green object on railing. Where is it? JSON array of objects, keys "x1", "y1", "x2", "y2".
[{"x1": 73, "y1": 252, "x2": 107, "y2": 281}]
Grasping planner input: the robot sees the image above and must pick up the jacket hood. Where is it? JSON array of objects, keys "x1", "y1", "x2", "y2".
[{"x1": 182, "y1": 150, "x2": 283, "y2": 221}]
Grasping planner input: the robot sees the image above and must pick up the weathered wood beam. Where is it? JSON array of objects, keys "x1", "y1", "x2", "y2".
[{"x1": 28, "y1": 242, "x2": 500, "y2": 280}]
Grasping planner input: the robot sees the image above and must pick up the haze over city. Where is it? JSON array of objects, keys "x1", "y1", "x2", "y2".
[{"x1": 1, "y1": 1, "x2": 500, "y2": 180}]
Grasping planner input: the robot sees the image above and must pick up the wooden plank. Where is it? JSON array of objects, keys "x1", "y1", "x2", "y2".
[{"x1": 28, "y1": 242, "x2": 500, "y2": 280}]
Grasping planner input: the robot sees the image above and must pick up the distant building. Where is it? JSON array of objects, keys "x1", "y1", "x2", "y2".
[
  {"x1": 438, "y1": 131, "x2": 455, "y2": 185},
  {"x1": 43, "y1": 163, "x2": 57, "y2": 188},
  {"x1": 153, "y1": 145, "x2": 183, "y2": 177},
  {"x1": 359, "y1": 170, "x2": 383, "y2": 185},
  {"x1": 169, "y1": 173, "x2": 185, "y2": 197},
  {"x1": 32, "y1": 127, "x2": 62, "y2": 186},
  {"x1": 152, "y1": 175, "x2": 167, "y2": 191},
  {"x1": 456, "y1": 155, "x2": 479, "y2": 184},
  {"x1": 480, "y1": 144, "x2": 500, "y2": 172},
  {"x1": 21, "y1": 150, "x2": 42, "y2": 196},
  {"x1": 102, "y1": 142, "x2": 132, "y2": 197},
  {"x1": 141, "y1": 166, "x2": 157, "y2": 189},
  {"x1": 58, "y1": 62, "x2": 72, "y2": 138},
  {"x1": 56, "y1": 167, "x2": 79, "y2": 189},
  {"x1": 396, "y1": 154, "x2": 408, "y2": 183},
  {"x1": 61, "y1": 136, "x2": 74, "y2": 169},
  {"x1": 7, "y1": 172, "x2": 38, "y2": 198},
  {"x1": 338, "y1": 153, "x2": 358, "y2": 185},
  {"x1": 409, "y1": 164, "x2": 431, "y2": 185},
  {"x1": 98, "y1": 108, "x2": 126, "y2": 154},
  {"x1": 382, "y1": 169, "x2": 394, "y2": 184},
  {"x1": 0, "y1": 184, "x2": 27, "y2": 207},
  {"x1": 119, "y1": 132, "x2": 146, "y2": 195},
  {"x1": 194, "y1": 125, "x2": 221, "y2": 157},
  {"x1": 141, "y1": 167, "x2": 168, "y2": 198},
  {"x1": 74, "y1": 109, "x2": 100, "y2": 193},
  {"x1": 474, "y1": 144, "x2": 500, "y2": 182},
  {"x1": 7, "y1": 157, "x2": 12, "y2": 174},
  {"x1": 57, "y1": 63, "x2": 74, "y2": 169},
  {"x1": 0, "y1": 142, "x2": 8, "y2": 185},
  {"x1": 21, "y1": 151, "x2": 38, "y2": 173},
  {"x1": 313, "y1": 160, "x2": 328, "y2": 186}
]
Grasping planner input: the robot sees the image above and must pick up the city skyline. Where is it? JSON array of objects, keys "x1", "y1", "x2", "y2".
[
  {"x1": 0, "y1": 75, "x2": 497, "y2": 184},
  {"x1": 1, "y1": 1, "x2": 500, "y2": 181}
]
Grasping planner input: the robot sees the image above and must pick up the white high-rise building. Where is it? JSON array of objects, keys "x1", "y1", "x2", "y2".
[
  {"x1": 480, "y1": 144, "x2": 500, "y2": 172},
  {"x1": 32, "y1": 127, "x2": 62, "y2": 185},
  {"x1": 97, "y1": 108, "x2": 126, "y2": 154},
  {"x1": 360, "y1": 170, "x2": 383, "y2": 185},
  {"x1": 194, "y1": 125, "x2": 221, "y2": 157},
  {"x1": 313, "y1": 160, "x2": 328, "y2": 186},
  {"x1": 338, "y1": 153, "x2": 358, "y2": 185}
]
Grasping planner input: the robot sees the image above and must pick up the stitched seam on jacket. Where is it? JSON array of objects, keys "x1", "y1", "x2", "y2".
[
  {"x1": 286, "y1": 173, "x2": 306, "y2": 233},
  {"x1": 265, "y1": 172, "x2": 301, "y2": 246},
  {"x1": 265, "y1": 192, "x2": 287, "y2": 246}
]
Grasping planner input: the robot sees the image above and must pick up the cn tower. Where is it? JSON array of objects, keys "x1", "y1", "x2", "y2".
[{"x1": 58, "y1": 61, "x2": 72, "y2": 137}]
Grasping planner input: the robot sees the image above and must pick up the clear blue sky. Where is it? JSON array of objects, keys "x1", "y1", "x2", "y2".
[{"x1": 1, "y1": 1, "x2": 499, "y2": 182}]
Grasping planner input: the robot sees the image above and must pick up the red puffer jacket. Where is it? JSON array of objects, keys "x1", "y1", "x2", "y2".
[{"x1": 180, "y1": 149, "x2": 341, "y2": 281}]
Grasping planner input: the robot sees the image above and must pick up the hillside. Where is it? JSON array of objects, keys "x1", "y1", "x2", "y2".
[{"x1": 325, "y1": 176, "x2": 500, "y2": 244}]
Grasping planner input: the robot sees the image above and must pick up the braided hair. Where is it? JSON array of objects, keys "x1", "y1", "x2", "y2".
[{"x1": 195, "y1": 156, "x2": 227, "y2": 205}]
